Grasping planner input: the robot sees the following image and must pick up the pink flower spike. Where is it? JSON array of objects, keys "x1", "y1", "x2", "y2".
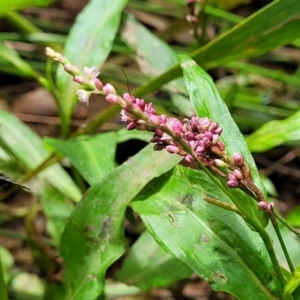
[{"x1": 77, "y1": 89, "x2": 92, "y2": 106}]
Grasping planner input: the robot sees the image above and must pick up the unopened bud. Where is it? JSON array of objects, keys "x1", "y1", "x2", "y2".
[
  {"x1": 64, "y1": 64, "x2": 80, "y2": 76},
  {"x1": 233, "y1": 152, "x2": 244, "y2": 166},
  {"x1": 103, "y1": 83, "x2": 116, "y2": 95},
  {"x1": 214, "y1": 159, "x2": 227, "y2": 167},
  {"x1": 233, "y1": 169, "x2": 244, "y2": 180}
]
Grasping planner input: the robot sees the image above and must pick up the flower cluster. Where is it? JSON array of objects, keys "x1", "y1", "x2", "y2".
[{"x1": 45, "y1": 47, "x2": 272, "y2": 211}]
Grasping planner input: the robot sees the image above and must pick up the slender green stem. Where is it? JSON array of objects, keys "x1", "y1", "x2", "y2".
[
  {"x1": 275, "y1": 212, "x2": 300, "y2": 239},
  {"x1": 203, "y1": 195, "x2": 243, "y2": 216},
  {"x1": 269, "y1": 209, "x2": 294, "y2": 272}
]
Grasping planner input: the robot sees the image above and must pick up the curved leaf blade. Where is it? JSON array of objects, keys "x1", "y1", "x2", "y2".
[
  {"x1": 132, "y1": 166, "x2": 280, "y2": 300},
  {"x1": 60, "y1": 145, "x2": 181, "y2": 300},
  {"x1": 45, "y1": 132, "x2": 117, "y2": 185},
  {"x1": 246, "y1": 111, "x2": 300, "y2": 152}
]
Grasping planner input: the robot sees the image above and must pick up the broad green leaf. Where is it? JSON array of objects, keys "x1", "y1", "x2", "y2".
[
  {"x1": 39, "y1": 183, "x2": 73, "y2": 245},
  {"x1": 134, "y1": 0, "x2": 300, "y2": 97},
  {"x1": 0, "y1": 0, "x2": 52, "y2": 15},
  {"x1": 56, "y1": 0, "x2": 128, "y2": 135},
  {"x1": 116, "y1": 230, "x2": 192, "y2": 290},
  {"x1": 45, "y1": 132, "x2": 117, "y2": 185},
  {"x1": 121, "y1": 13, "x2": 194, "y2": 116},
  {"x1": 0, "y1": 110, "x2": 81, "y2": 202},
  {"x1": 60, "y1": 145, "x2": 181, "y2": 300},
  {"x1": 179, "y1": 55, "x2": 267, "y2": 226},
  {"x1": 246, "y1": 111, "x2": 300, "y2": 152},
  {"x1": 132, "y1": 166, "x2": 280, "y2": 300}
]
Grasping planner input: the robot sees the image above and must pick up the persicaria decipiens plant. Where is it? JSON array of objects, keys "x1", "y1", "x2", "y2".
[{"x1": 45, "y1": 47, "x2": 272, "y2": 212}]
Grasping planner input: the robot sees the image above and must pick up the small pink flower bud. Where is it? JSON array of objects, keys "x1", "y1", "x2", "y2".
[
  {"x1": 123, "y1": 93, "x2": 134, "y2": 105},
  {"x1": 184, "y1": 131, "x2": 195, "y2": 141},
  {"x1": 214, "y1": 159, "x2": 227, "y2": 167},
  {"x1": 73, "y1": 76, "x2": 85, "y2": 84},
  {"x1": 233, "y1": 169, "x2": 244, "y2": 180},
  {"x1": 148, "y1": 115, "x2": 160, "y2": 127},
  {"x1": 126, "y1": 121, "x2": 137, "y2": 130},
  {"x1": 233, "y1": 152, "x2": 244, "y2": 166},
  {"x1": 103, "y1": 83, "x2": 116, "y2": 95},
  {"x1": 166, "y1": 145, "x2": 180, "y2": 154},
  {"x1": 94, "y1": 78, "x2": 103, "y2": 90},
  {"x1": 106, "y1": 93, "x2": 119, "y2": 105},
  {"x1": 64, "y1": 64, "x2": 80, "y2": 76},
  {"x1": 227, "y1": 180, "x2": 239, "y2": 188},
  {"x1": 185, "y1": 154, "x2": 194, "y2": 163},
  {"x1": 258, "y1": 201, "x2": 274, "y2": 212}
]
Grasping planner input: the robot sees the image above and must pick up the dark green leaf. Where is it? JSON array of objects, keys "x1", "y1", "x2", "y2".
[
  {"x1": 132, "y1": 166, "x2": 280, "y2": 300},
  {"x1": 116, "y1": 230, "x2": 192, "y2": 290},
  {"x1": 60, "y1": 145, "x2": 181, "y2": 300},
  {"x1": 45, "y1": 132, "x2": 117, "y2": 185}
]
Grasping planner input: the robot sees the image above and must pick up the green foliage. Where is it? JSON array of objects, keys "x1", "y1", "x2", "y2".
[{"x1": 0, "y1": 0, "x2": 300, "y2": 299}]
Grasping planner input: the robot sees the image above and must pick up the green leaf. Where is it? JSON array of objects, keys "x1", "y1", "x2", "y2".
[
  {"x1": 45, "y1": 132, "x2": 117, "y2": 185},
  {"x1": 39, "y1": 183, "x2": 73, "y2": 244},
  {"x1": 246, "y1": 111, "x2": 300, "y2": 152},
  {"x1": 179, "y1": 55, "x2": 267, "y2": 227},
  {"x1": 56, "y1": 0, "x2": 128, "y2": 135},
  {"x1": 134, "y1": 0, "x2": 300, "y2": 97},
  {"x1": 0, "y1": 0, "x2": 52, "y2": 14},
  {"x1": 0, "y1": 40, "x2": 39, "y2": 79},
  {"x1": 60, "y1": 145, "x2": 181, "y2": 300},
  {"x1": 116, "y1": 230, "x2": 192, "y2": 290},
  {"x1": 0, "y1": 110, "x2": 81, "y2": 202},
  {"x1": 132, "y1": 166, "x2": 280, "y2": 300},
  {"x1": 121, "y1": 13, "x2": 194, "y2": 116}
]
